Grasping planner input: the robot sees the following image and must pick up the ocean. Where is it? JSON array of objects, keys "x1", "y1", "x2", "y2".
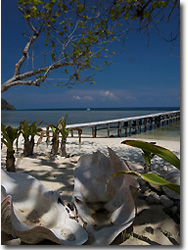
[{"x1": 1, "y1": 107, "x2": 180, "y2": 140}]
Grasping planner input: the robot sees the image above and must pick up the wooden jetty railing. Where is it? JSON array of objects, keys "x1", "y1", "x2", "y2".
[{"x1": 66, "y1": 110, "x2": 180, "y2": 138}]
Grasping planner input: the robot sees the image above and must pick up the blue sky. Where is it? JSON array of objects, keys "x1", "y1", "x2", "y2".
[{"x1": 1, "y1": 0, "x2": 180, "y2": 109}]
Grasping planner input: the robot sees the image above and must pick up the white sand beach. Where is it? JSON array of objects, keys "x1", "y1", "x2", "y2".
[{"x1": 1, "y1": 135, "x2": 180, "y2": 245}]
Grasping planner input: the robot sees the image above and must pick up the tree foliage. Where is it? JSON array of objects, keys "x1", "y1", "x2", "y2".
[
  {"x1": 1, "y1": 98, "x2": 16, "y2": 110},
  {"x1": 1, "y1": 0, "x2": 179, "y2": 93}
]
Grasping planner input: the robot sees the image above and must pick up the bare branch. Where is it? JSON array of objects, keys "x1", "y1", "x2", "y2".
[
  {"x1": 27, "y1": 18, "x2": 38, "y2": 33},
  {"x1": 14, "y1": 33, "x2": 39, "y2": 76},
  {"x1": 168, "y1": 0, "x2": 178, "y2": 22},
  {"x1": 1, "y1": 60, "x2": 76, "y2": 93},
  {"x1": 62, "y1": 20, "x2": 80, "y2": 55},
  {"x1": 1, "y1": 80, "x2": 41, "y2": 93}
]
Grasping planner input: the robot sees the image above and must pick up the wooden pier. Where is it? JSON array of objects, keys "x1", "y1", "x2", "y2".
[{"x1": 66, "y1": 110, "x2": 180, "y2": 138}]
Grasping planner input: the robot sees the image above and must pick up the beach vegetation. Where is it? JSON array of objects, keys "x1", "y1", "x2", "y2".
[
  {"x1": 46, "y1": 116, "x2": 69, "y2": 157},
  {"x1": 58, "y1": 115, "x2": 82, "y2": 157},
  {"x1": 112, "y1": 140, "x2": 180, "y2": 194},
  {"x1": 1, "y1": 0, "x2": 179, "y2": 93},
  {"x1": 1, "y1": 98, "x2": 16, "y2": 110},
  {"x1": 122, "y1": 140, "x2": 180, "y2": 170},
  {"x1": 1, "y1": 124, "x2": 20, "y2": 172},
  {"x1": 19, "y1": 120, "x2": 44, "y2": 156},
  {"x1": 59, "y1": 115, "x2": 69, "y2": 157},
  {"x1": 46, "y1": 115, "x2": 82, "y2": 157},
  {"x1": 46, "y1": 118, "x2": 62, "y2": 156}
]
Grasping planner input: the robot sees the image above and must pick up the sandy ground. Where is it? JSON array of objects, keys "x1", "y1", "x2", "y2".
[{"x1": 1, "y1": 135, "x2": 180, "y2": 246}]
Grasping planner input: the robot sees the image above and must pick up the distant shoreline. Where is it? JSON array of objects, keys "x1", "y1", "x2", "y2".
[
  {"x1": 1, "y1": 98, "x2": 16, "y2": 110},
  {"x1": 2, "y1": 106, "x2": 180, "y2": 112}
]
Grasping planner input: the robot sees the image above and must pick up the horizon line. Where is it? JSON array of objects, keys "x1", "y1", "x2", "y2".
[{"x1": 4, "y1": 106, "x2": 180, "y2": 111}]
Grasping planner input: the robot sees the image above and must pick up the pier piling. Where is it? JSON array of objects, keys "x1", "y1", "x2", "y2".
[{"x1": 67, "y1": 110, "x2": 180, "y2": 138}]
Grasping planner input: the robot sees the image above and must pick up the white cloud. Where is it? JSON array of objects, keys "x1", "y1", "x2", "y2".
[
  {"x1": 73, "y1": 96, "x2": 81, "y2": 101},
  {"x1": 83, "y1": 96, "x2": 94, "y2": 101},
  {"x1": 99, "y1": 90, "x2": 119, "y2": 101},
  {"x1": 72, "y1": 95, "x2": 93, "y2": 102}
]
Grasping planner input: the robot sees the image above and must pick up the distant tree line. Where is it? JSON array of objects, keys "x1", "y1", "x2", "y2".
[{"x1": 1, "y1": 98, "x2": 16, "y2": 110}]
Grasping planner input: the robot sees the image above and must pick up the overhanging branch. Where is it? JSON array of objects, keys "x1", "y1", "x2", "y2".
[
  {"x1": 14, "y1": 33, "x2": 39, "y2": 76},
  {"x1": 1, "y1": 60, "x2": 76, "y2": 93},
  {"x1": 1, "y1": 80, "x2": 41, "y2": 93}
]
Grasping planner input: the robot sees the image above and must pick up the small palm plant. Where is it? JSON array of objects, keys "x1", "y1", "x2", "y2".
[
  {"x1": 59, "y1": 115, "x2": 69, "y2": 157},
  {"x1": 1, "y1": 123, "x2": 20, "y2": 172},
  {"x1": 46, "y1": 118, "x2": 62, "y2": 156},
  {"x1": 46, "y1": 116, "x2": 69, "y2": 157},
  {"x1": 20, "y1": 120, "x2": 44, "y2": 156},
  {"x1": 59, "y1": 116, "x2": 82, "y2": 157},
  {"x1": 46, "y1": 115, "x2": 82, "y2": 157},
  {"x1": 111, "y1": 140, "x2": 180, "y2": 195}
]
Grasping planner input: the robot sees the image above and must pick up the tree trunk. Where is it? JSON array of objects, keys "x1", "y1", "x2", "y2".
[
  {"x1": 24, "y1": 138, "x2": 35, "y2": 156},
  {"x1": 6, "y1": 150, "x2": 16, "y2": 172},
  {"x1": 60, "y1": 138, "x2": 67, "y2": 157},
  {"x1": 51, "y1": 136, "x2": 59, "y2": 156}
]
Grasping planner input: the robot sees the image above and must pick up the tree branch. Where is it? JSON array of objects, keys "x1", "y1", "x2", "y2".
[
  {"x1": 2, "y1": 0, "x2": 179, "y2": 94},
  {"x1": 1, "y1": 80, "x2": 41, "y2": 93},
  {"x1": 168, "y1": 0, "x2": 178, "y2": 22},
  {"x1": 1, "y1": 60, "x2": 76, "y2": 93},
  {"x1": 14, "y1": 33, "x2": 39, "y2": 76}
]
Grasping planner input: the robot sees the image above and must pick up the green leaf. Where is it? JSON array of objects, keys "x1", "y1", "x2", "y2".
[
  {"x1": 100, "y1": 20, "x2": 105, "y2": 28},
  {"x1": 160, "y1": 1, "x2": 167, "y2": 7},
  {"x1": 124, "y1": 12, "x2": 129, "y2": 20},
  {"x1": 51, "y1": 51, "x2": 56, "y2": 61},
  {"x1": 143, "y1": 11, "x2": 149, "y2": 18},
  {"x1": 78, "y1": 21, "x2": 85, "y2": 29},
  {"x1": 152, "y1": 1, "x2": 158, "y2": 8},
  {"x1": 112, "y1": 171, "x2": 180, "y2": 194},
  {"x1": 64, "y1": 114, "x2": 68, "y2": 126},
  {"x1": 94, "y1": 23, "x2": 101, "y2": 29},
  {"x1": 51, "y1": 41, "x2": 56, "y2": 48},
  {"x1": 45, "y1": 39, "x2": 49, "y2": 46},
  {"x1": 24, "y1": 14, "x2": 31, "y2": 18},
  {"x1": 1, "y1": 124, "x2": 19, "y2": 151},
  {"x1": 131, "y1": 15, "x2": 136, "y2": 21},
  {"x1": 59, "y1": 20, "x2": 65, "y2": 25},
  {"x1": 17, "y1": 0, "x2": 23, "y2": 5},
  {"x1": 51, "y1": 126, "x2": 56, "y2": 134},
  {"x1": 121, "y1": 140, "x2": 180, "y2": 170},
  {"x1": 77, "y1": 3, "x2": 84, "y2": 13},
  {"x1": 32, "y1": 0, "x2": 42, "y2": 4}
]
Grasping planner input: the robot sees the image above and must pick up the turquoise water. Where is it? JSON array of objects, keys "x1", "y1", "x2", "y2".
[
  {"x1": 131, "y1": 120, "x2": 180, "y2": 141},
  {"x1": 1, "y1": 107, "x2": 180, "y2": 140}
]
